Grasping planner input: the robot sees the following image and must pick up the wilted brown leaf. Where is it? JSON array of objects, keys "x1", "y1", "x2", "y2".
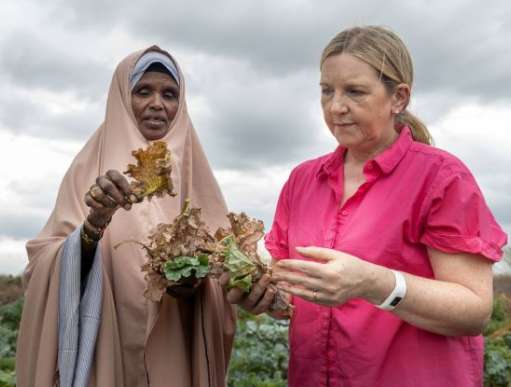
[
  {"x1": 213, "y1": 212, "x2": 292, "y2": 316},
  {"x1": 119, "y1": 198, "x2": 293, "y2": 315},
  {"x1": 125, "y1": 141, "x2": 176, "y2": 201},
  {"x1": 138, "y1": 199, "x2": 217, "y2": 301}
]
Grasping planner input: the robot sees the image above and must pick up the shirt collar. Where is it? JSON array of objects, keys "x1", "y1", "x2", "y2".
[
  {"x1": 317, "y1": 126, "x2": 414, "y2": 179},
  {"x1": 317, "y1": 145, "x2": 346, "y2": 179}
]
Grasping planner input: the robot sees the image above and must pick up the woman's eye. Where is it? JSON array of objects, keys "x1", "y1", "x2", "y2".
[
  {"x1": 321, "y1": 87, "x2": 333, "y2": 96},
  {"x1": 163, "y1": 91, "x2": 177, "y2": 99},
  {"x1": 347, "y1": 89, "x2": 364, "y2": 96},
  {"x1": 135, "y1": 88, "x2": 150, "y2": 96}
]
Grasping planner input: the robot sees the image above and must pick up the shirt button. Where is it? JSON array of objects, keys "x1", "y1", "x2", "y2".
[{"x1": 341, "y1": 209, "x2": 349, "y2": 216}]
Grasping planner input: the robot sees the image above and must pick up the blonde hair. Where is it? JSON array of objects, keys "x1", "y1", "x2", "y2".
[{"x1": 321, "y1": 26, "x2": 432, "y2": 145}]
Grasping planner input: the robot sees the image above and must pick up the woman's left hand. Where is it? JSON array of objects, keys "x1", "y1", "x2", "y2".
[
  {"x1": 272, "y1": 246, "x2": 374, "y2": 306},
  {"x1": 166, "y1": 277, "x2": 203, "y2": 300}
]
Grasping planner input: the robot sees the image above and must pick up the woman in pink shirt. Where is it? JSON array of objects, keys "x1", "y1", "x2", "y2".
[{"x1": 224, "y1": 26, "x2": 507, "y2": 386}]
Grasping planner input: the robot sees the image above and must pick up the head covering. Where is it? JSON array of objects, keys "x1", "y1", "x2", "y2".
[
  {"x1": 16, "y1": 45, "x2": 235, "y2": 387},
  {"x1": 129, "y1": 50, "x2": 180, "y2": 89}
]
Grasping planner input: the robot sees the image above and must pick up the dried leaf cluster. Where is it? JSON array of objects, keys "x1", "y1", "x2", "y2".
[
  {"x1": 120, "y1": 141, "x2": 292, "y2": 315},
  {"x1": 137, "y1": 199, "x2": 217, "y2": 301},
  {"x1": 136, "y1": 200, "x2": 292, "y2": 314},
  {"x1": 124, "y1": 140, "x2": 176, "y2": 201}
]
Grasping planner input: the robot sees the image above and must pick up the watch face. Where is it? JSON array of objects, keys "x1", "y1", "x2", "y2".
[{"x1": 390, "y1": 297, "x2": 402, "y2": 307}]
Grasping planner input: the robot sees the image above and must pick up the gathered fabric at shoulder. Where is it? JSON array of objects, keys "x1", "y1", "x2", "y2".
[{"x1": 419, "y1": 162, "x2": 507, "y2": 261}]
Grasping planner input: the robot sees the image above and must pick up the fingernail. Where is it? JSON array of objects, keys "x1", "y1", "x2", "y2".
[{"x1": 129, "y1": 194, "x2": 138, "y2": 203}]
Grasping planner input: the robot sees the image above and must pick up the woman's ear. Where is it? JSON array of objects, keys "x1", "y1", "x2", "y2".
[{"x1": 392, "y1": 83, "x2": 410, "y2": 114}]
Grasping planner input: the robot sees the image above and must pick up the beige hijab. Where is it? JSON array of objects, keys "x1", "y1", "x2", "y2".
[{"x1": 16, "y1": 46, "x2": 236, "y2": 387}]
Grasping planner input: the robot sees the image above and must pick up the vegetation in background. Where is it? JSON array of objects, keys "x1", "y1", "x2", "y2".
[
  {"x1": 1, "y1": 273, "x2": 511, "y2": 387},
  {"x1": 228, "y1": 309, "x2": 289, "y2": 387},
  {"x1": 484, "y1": 293, "x2": 511, "y2": 386},
  {"x1": 0, "y1": 276, "x2": 23, "y2": 387}
]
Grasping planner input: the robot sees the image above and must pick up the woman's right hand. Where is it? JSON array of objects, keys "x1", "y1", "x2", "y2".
[
  {"x1": 84, "y1": 169, "x2": 135, "y2": 228},
  {"x1": 219, "y1": 273, "x2": 276, "y2": 315}
]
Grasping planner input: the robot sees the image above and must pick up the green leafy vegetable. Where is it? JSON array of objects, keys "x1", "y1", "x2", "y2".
[
  {"x1": 221, "y1": 235, "x2": 257, "y2": 292},
  {"x1": 163, "y1": 255, "x2": 210, "y2": 282},
  {"x1": 121, "y1": 199, "x2": 292, "y2": 315}
]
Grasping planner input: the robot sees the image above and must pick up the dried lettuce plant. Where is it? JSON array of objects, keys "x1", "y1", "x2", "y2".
[
  {"x1": 124, "y1": 140, "x2": 176, "y2": 201},
  {"x1": 127, "y1": 200, "x2": 292, "y2": 315},
  {"x1": 118, "y1": 141, "x2": 292, "y2": 315}
]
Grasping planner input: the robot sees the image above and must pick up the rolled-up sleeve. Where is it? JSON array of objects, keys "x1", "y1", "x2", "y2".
[{"x1": 419, "y1": 166, "x2": 507, "y2": 261}]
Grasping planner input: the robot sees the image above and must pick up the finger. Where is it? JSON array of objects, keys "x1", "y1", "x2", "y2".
[
  {"x1": 106, "y1": 170, "x2": 133, "y2": 207},
  {"x1": 295, "y1": 246, "x2": 338, "y2": 262},
  {"x1": 279, "y1": 283, "x2": 325, "y2": 304},
  {"x1": 89, "y1": 183, "x2": 117, "y2": 209},
  {"x1": 251, "y1": 287, "x2": 276, "y2": 315},
  {"x1": 226, "y1": 287, "x2": 245, "y2": 304},
  {"x1": 271, "y1": 269, "x2": 323, "y2": 290},
  {"x1": 273, "y1": 259, "x2": 324, "y2": 278},
  {"x1": 218, "y1": 272, "x2": 230, "y2": 287},
  {"x1": 96, "y1": 177, "x2": 123, "y2": 208},
  {"x1": 167, "y1": 285, "x2": 195, "y2": 299},
  {"x1": 242, "y1": 275, "x2": 271, "y2": 309},
  {"x1": 274, "y1": 284, "x2": 293, "y2": 303},
  {"x1": 84, "y1": 192, "x2": 104, "y2": 210},
  {"x1": 180, "y1": 275, "x2": 200, "y2": 287},
  {"x1": 192, "y1": 279, "x2": 203, "y2": 289}
]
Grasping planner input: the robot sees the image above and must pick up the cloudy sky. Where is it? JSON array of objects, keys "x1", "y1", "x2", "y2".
[{"x1": 1, "y1": 0, "x2": 510, "y2": 275}]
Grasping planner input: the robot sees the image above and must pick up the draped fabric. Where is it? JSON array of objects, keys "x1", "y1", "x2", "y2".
[{"x1": 16, "y1": 46, "x2": 236, "y2": 387}]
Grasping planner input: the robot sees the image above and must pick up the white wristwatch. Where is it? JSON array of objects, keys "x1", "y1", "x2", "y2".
[{"x1": 377, "y1": 270, "x2": 407, "y2": 311}]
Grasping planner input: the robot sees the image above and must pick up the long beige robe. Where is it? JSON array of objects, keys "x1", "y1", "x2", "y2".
[{"x1": 16, "y1": 46, "x2": 236, "y2": 387}]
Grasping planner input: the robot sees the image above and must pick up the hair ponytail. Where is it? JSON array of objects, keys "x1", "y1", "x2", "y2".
[{"x1": 398, "y1": 110, "x2": 432, "y2": 145}]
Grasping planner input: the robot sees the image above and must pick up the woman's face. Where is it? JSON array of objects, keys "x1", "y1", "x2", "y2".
[
  {"x1": 320, "y1": 53, "x2": 404, "y2": 153},
  {"x1": 131, "y1": 71, "x2": 179, "y2": 140}
]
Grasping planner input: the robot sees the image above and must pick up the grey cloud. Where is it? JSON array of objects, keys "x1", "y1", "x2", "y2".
[
  {"x1": 189, "y1": 69, "x2": 323, "y2": 169},
  {"x1": 0, "y1": 211, "x2": 47, "y2": 239},
  {"x1": 1, "y1": 180, "x2": 62, "y2": 239},
  {"x1": 0, "y1": 0, "x2": 510, "y2": 246},
  {"x1": 48, "y1": 0, "x2": 511, "y2": 102},
  {"x1": 2, "y1": 0, "x2": 510, "y2": 145},
  {"x1": 6, "y1": 179, "x2": 61, "y2": 212},
  {"x1": 488, "y1": 199, "x2": 511, "y2": 241},
  {"x1": 0, "y1": 30, "x2": 111, "y2": 99},
  {"x1": 0, "y1": 83, "x2": 104, "y2": 140}
]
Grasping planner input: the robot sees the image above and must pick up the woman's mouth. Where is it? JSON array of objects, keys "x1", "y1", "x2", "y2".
[
  {"x1": 144, "y1": 118, "x2": 167, "y2": 129},
  {"x1": 334, "y1": 122, "x2": 355, "y2": 129}
]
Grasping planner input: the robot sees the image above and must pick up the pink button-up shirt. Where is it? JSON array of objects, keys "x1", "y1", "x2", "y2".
[{"x1": 265, "y1": 127, "x2": 507, "y2": 387}]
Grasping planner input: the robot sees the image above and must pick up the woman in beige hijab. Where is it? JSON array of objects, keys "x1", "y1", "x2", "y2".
[{"x1": 16, "y1": 46, "x2": 236, "y2": 387}]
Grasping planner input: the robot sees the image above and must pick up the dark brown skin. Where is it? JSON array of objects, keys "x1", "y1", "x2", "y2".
[
  {"x1": 81, "y1": 169, "x2": 133, "y2": 285},
  {"x1": 131, "y1": 71, "x2": 179, "y2": 141},
  {"x1": 80, "y1": 70, "x2": 194, "y2": 298},
  {"x1": 219, "y1": 273, "x2": 277, "y2": 315}
]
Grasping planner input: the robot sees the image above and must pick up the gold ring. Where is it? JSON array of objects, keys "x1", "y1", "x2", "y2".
[
  {"x1": 105, "y1": 193, "x2": 118, "y2": 205},
  {"x1": 89, "y1": 185, "x2": 102, "y2": 200},
  {"x1": 312, "y1": 288, "x2": 318, "y2": 302}
]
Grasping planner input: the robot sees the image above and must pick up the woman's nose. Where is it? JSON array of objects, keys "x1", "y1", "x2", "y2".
[
  {"x1": 149, "y1": 94, "x2": 164, "y2": 110},
  {"x1": 330, "y1": 95, "x2": 348, "y2": 115}
]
